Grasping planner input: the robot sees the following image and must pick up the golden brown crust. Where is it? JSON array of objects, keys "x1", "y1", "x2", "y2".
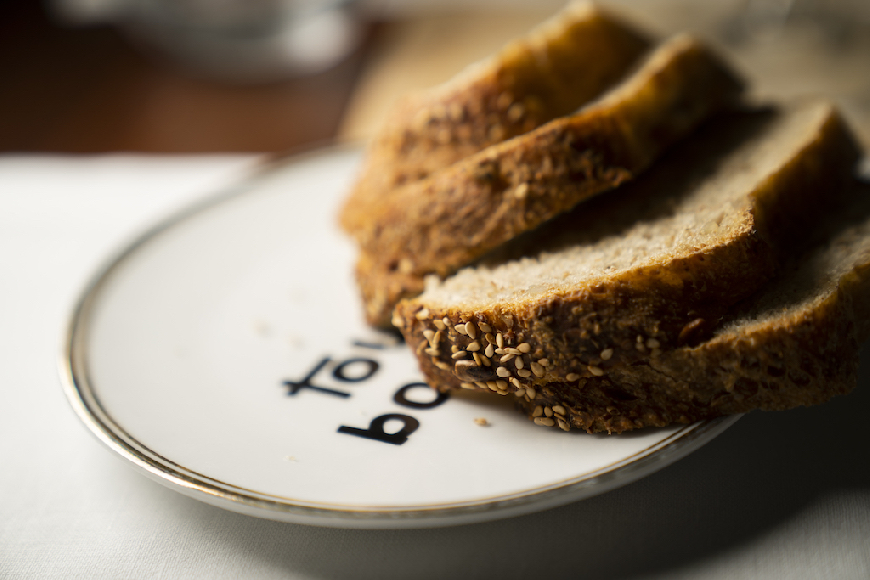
[
  {"x1": 356, "y1": 35, "x2": 745, "y2": 327},
  {"x1": 339, "y1": 2, "x2": 652, "y2": 234},
  {"x1": 393, "y1": 102, "x2": 863, "y2": 423}
]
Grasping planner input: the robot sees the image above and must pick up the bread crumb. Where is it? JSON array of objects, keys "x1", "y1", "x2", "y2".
[{"x1": 474, "y1": 417, "x2": 491, "y2": 427}]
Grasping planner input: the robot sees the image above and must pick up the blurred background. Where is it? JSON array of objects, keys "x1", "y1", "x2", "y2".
[{"x1": 1, "y1": 0, "x2": 868, "y2": 155}]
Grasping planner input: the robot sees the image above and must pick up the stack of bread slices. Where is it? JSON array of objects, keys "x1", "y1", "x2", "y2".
[{"x1": 339, "y1": 1, "x2": 867, "y2": 433}]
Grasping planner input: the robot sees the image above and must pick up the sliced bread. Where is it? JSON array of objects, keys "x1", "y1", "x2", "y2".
[
  {"x1": 394, "y1": 101, "x2": 862, "y2": 401},
  {"x1": 512, "y1": 180, "x2": 870, "y2": 433},
  {"x1": 355, "y1": 34, "x2": 746, "y2": 326},
  {"x1": 339, "y1": 1, "x2": 651, "y2": 235}
]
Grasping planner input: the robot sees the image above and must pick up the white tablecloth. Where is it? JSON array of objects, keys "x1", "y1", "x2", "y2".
[{"x1": 2, "y1": 155, "x2": 868, "y2": 579}]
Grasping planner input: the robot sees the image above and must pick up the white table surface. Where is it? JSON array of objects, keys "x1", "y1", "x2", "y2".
[{"x1": 2, "y1": 154, "x2": 869, "y2": 579}]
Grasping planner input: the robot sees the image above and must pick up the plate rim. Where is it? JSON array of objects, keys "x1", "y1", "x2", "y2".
[{"x1": 57, "y1": 145, "x2": 740, "y2": 528}]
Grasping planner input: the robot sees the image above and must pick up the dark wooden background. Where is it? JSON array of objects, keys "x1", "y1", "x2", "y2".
[{"x1": 0, "y1": 0, "x2": 380, "y2": 153}]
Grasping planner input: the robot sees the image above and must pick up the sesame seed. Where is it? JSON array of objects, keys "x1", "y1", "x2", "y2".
[
  {"x1": 532, "y1": 405, "x2": 543, "y2": 417},
  {"x1": 510, "y1": 378, "x2": 522, "y2": 389},
  {"x1": 513, "y1": 389, "x2": 525, "y2": 397},
  {"x1": 558, "y1": 419, "x2": 570, "y2": 432},
  {"x1": 434, "y1": 361, "x2": 450, "y2": 371},
  {"x1": 651, "y1": 348, "x2": 662, "y2": 357},
  {"x1": 600, "y1": 348, "x2": 613, "y2": 361},
  {"x1": 500, "y1": 353, "x2": 515, "y2": 362},
  {"x1": 636, "y1": 343, "x2": 646, "y2": 351},
  {"x1": 647, "y1": 338, "x2": 661, "y2": 349},
  {"x1": 474, "y1": 417, "x2": 490, "y2": 427},
  {"x1": 472, "y1": 353, "x2": 483, "y2": 366},
  {"x1": 484, "y1": 333, "x2": 495, "y2": 344},
  {"x1": 636, "y1": 335, "x2": 644, "y2": 343},
  {"x1": 517, "y1": 369, "x2": 532, "y2": 378},
  {"x1": 526, "y1": 386, "x2": 537, "y2": 399},
  {"x1": 518, "y1": 342, "x2": 531, "y2": 353},
  {"x1": 566, "y1": 373, "x2": 580, "y2": 382},
  {"x1": 534, "y1": 417, "x2": 555, "y2": 427},
  {"x1": 484, "y1": 344, "x2": 494, "y2": 358},
  {"x1": 496, "y1": 366, "x2": 511, "y2": 378},
  {"x1": 465, "y1": 322, "x2": 477, "y2": 339},
  {"x1": 495, "y1": 348, "x2": 506, "y2": 355},
  {"x1": 467, "y1": 342, "x2": 481, "y2": 352},
  {"x1": 416, "y1": 309, "x2": 430, "y2": 321},
  {"x1": 451, "y1": 345, "x2": 459, "y2": 353},
  {"x1": 553, "y1": 405, "x2": 566, "y2": 416},
  {"x1": 588, "y1": 365, "x2": 604, "y2": 377},
  {"x1": 455, "y1": 324, "x2": 468, "y2": 335},
  {"x1": 507, "y1": 102, "x2": 525, "y2": 122},
  {"x1": 538, "y1": 359, "x2": 550, "y2": 367},
  {"x1": 486, "y1": 382, "x2": 499, "y2": 392},
  {"x1": 423, "y1": 330, "x2": 434, "y2": 340},
  {"x1": 496, "y1": 333, "x2": 504, "y2": 348},
  {"x1": 530, "y1": 362, "x2": 544, "y2": 377},
  {"x1": 432, "y1": 331, "x2": 442, "y2": 344},
  {"x1": 442, "y1": 317, "x2": 451, "y2": 328},
  {"x1": 506, "y1": 348, "x2": 522, "y2": 355},
  {"x1": 544, "y1": 407, "x2": 554, "y2": 417},
  {"x1": 496, "y1": 381, "x2": 508, "y2": 390},
  {"x1": 513, "y1": 183, "x2": 529, "y2": 199},
  {"x1": 514, "y1": 357, "x2": 525, "y2": 370},
  {"x1": 433, "y1": 319, "x2": 446, "y2": 331},
  {"x1": 424, "y1": 348, "x2": 439, "y2": 356},
  {"x1": 479, "y1": 322, "x2": 492, "y2": 333},
  {"x1": 451, "y1": 351, "x2": 467, "y2": 360},
  {"x1": 455, "y1": 361, "x2": 497, "y2": 382},
  {"x1": 474, "y1": 382, "x2": 488, "y2": 390}
]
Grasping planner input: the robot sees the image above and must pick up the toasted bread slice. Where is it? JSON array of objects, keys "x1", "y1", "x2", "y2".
[
  {"x1": 339, "y1": 1, "x2": 651, "y2": 235},
  {"x1": 512, "y1": 181, "x2": 870, "y2": 433},
  {"x1": 394, "y1": 101, "x2": 862, "y2": 405},
  {"x1": 355, "y1": 35, "x2": 745, "y2": 327}
]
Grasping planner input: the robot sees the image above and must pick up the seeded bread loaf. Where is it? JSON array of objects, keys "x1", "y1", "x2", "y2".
[
  {"x1": 355, "y1": 35, "x2": 746, "y2": 327},
  {"x1": 339, "y1": 1, "x2": 651, "y2": 236},
  {"x1": 510, "y1": 181, "x2": 870, "y2": 433},
  {"x1": 393, "y1": 101, "x2": 862, "y2": 408}
]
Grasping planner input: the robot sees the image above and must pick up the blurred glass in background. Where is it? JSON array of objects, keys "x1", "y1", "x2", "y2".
[{"x1": 49, "y1": 0, "x2": 363, "y2": 82}]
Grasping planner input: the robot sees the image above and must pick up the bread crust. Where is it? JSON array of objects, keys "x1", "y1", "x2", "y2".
[
  {"x1": 339, "y1": 1, "x2": 652, "y2": 235},
  {"x1": 356, "y1": 35, "x2": 746, "y2": 326},
  {"x1": 514, "y1": 195, "x2": 870, "y2": 433},
  {"x1": 515, "y1": 290, "x2": 861, "y2": 433},
  {"x1": 393, "y1": 102, "x2": 863, "y2": 426}
]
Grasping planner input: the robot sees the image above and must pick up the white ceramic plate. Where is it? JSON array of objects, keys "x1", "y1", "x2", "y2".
[{"x1": 60, "y1": 146, "x2": 738, "y2": 529}]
